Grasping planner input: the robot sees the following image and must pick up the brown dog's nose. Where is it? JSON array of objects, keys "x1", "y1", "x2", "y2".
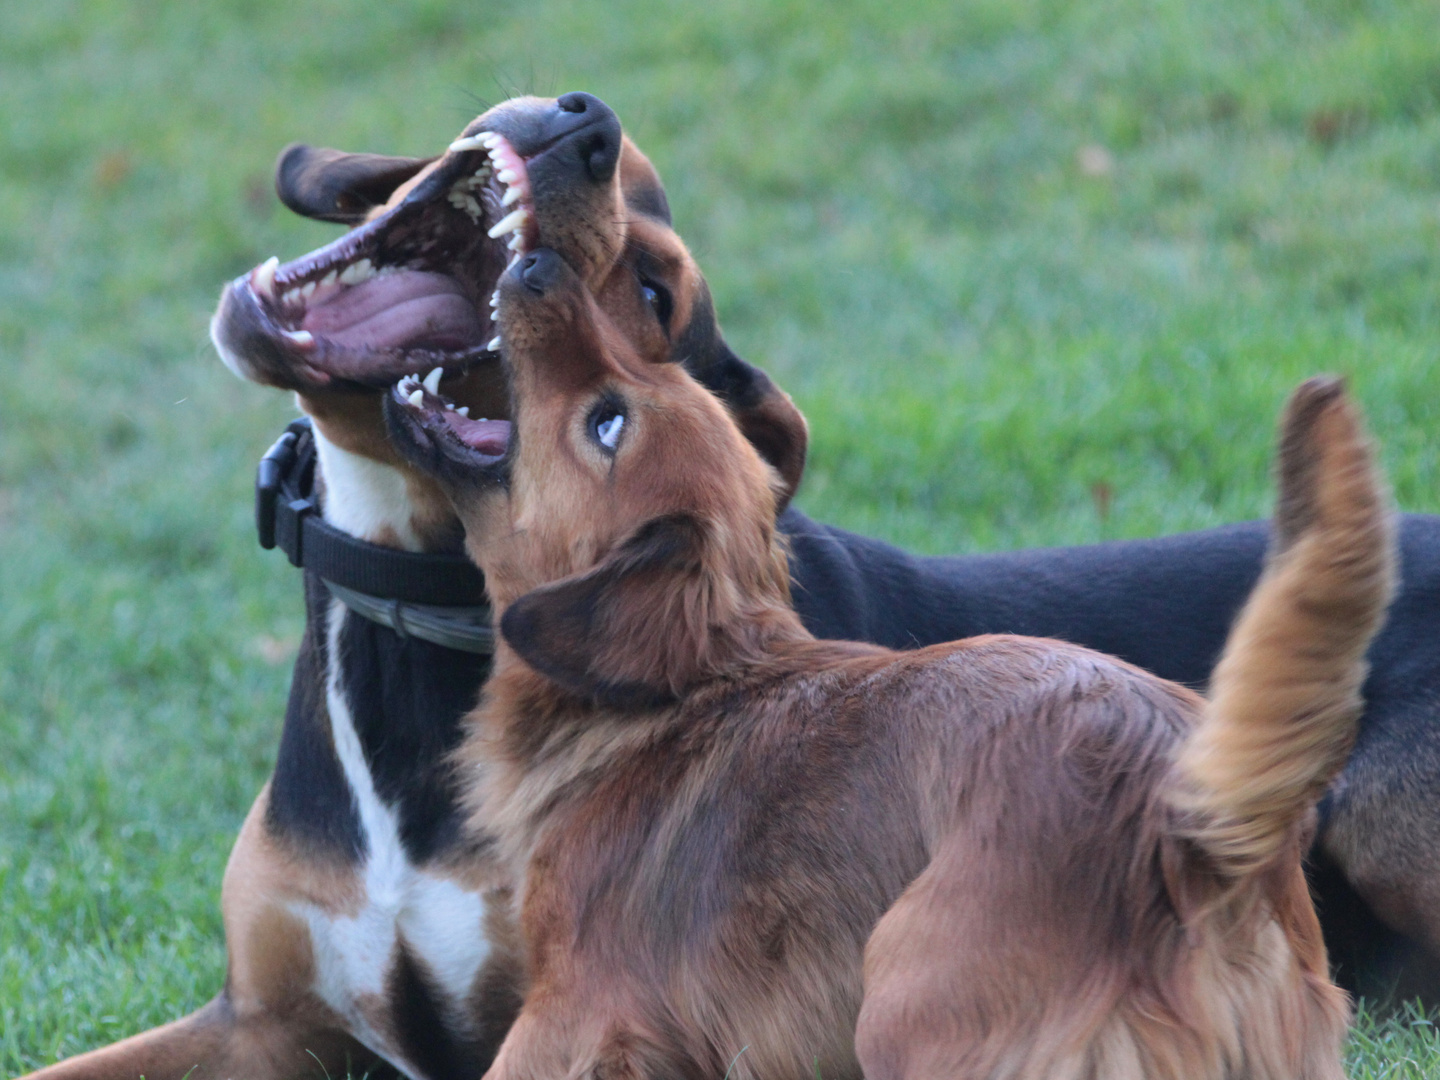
[{"x1": 518, "y1": 249, "x2": 565, "y2": 295}]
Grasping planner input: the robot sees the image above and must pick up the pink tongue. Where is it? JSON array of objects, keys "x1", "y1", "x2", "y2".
[
  {"x1": 446, "y1": 413, "x2": 510, "y2": 455},
  {"x1": 302, "y1": 270, "x2": 486, "y2": 351}
]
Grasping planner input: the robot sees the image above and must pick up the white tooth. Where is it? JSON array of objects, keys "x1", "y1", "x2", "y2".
[
  {"x1": 339, "y1": 259, "x2": 374, "y2": 286},
  {"x1": 474, "y1": 166, "x2": 493, "y2": 179},
  {"x1": 497, "y1": 168, "x2": 520, "y2": 185},
  {"x1": 300, "y1": 281, "x2": 317, "y2": 299},
  {"x1": 408, "y1": 388, "x2": 425, "y2": 406},
  {"x1": 508, "y1": 234, "x2": 526, "y2": 251},
  {"x1": 488, "y1": 294, "x2": 500, "y2": 309},
  {"x1": 283, "y1": 330, "x2": 314, "y2": 347},
  {"x1": 320, "y1": 269, "x2": 338, "y2": 288},
  {"x1": 501, "y1": 185, "x2": 524, "y2": 207},
  {"x1": 479, "y1": 132, "x2": 501, "y2": 147},
  {"x1": 463, "y1": 195, "x2": 483, "y2": 221},
  {"x1": 423, "y1": 367, "x2": 444, "y2": 395},
  {"x1": 448, "y1": 134, "x2": 488, "y2": 153},
  {"x1": 456, "y1": 406, "x2": 470, "y2": 417},
  {"x1": 487, "y1": 337, "x2": 502, "y2": 351},
  {"x1": 252, "y1": 256, "x2": 279, "y2": 299},
  {"x1": 488, "y1": 208, "x2": 529, "y2": 239},
  {"x1": 282, "y1": 288, "x2": 300, "y2": 306}
]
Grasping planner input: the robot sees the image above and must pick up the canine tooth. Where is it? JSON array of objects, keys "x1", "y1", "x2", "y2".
[
  {"x1": 252, "y1": 256, "x2": 279, "y2": 299},
  {"x1": 487, "y1": 337, "x2": 502, "y2": 351},
  {"x1": 300, "y1": 281, "x2": 317, "y2": 300},
  {"x1": 447, "y1": 134, "x2": 488, "y2": 153},
  {"x1": 457, "y1": 406, "x2": 470, "y2": 417},
  {"x1": 408, "y1": 388, "x2": 425, "y2": 407},
  {"x1": 320, "y1": 270, "x2": 338, "y2": 288},
  {"x1": 488, "y1": 208, "x2": 529, "y2": 239},
  {"x1": 501, "y1": 185, "x2": 524, "y2": 207},
  {"x1": 497, "y1": 168, "x2": 520, "y2": 186},
  {"x1": 423, "y1": 367, "x2": 444, "y2": 395},
  {"x1": 283, "y1": 329, "x2": 314, "y2": 347}
]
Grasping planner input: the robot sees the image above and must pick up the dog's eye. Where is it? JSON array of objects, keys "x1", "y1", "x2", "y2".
[
  {"x1": 589, "y1": 400, "x2": 626, "y2": 453},
  {"x1": 639, "y1": 277, "x2": 673, "y2": 328}
]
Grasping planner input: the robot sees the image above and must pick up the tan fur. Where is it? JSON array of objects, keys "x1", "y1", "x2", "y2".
[
  {"x1": 1172, "y1": 379, "x2": 1396, "y2": 880},
  {"x1": 399, "y1": 261, "x2": 1394, "y2": 1080}
]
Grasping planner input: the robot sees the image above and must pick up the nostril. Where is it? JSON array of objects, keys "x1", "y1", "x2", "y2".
[
  {"x1": 557, "y1": 93, "x2": 588, "y2": 114},
  {"x1": 582, "y1": 131, "x2": 620, "y2": 183}
]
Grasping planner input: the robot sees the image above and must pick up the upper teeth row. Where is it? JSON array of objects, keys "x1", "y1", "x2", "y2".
[{"x1": 449, "y1": 130, "x2": 532, "y2": 253}]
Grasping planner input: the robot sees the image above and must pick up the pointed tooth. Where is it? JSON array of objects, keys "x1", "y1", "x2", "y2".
[
  {"x1": 407, "y1": 388, "x2": 425, "y2": 407},
  {"x1": 507, "y1": 234, "x2": 526, "y2": 251},
  {"x1": 487, "y1": 337, "x2": 502, "y2": 351},
  {"x1": 283, "y1": 330, "x2": 314, "y2": 348},
  {"x1": 488, "y1": 208, "x2": 529, "y2": 239},
  {"x1": 501, "y1": 185, "x2": 524, "y2": 207},
  {"x1": 282, "y1": 288, "x2": 300, "y2": 306},
  {"x1": 456, "y1": 406, "x2": 470, "y2": 417},
  {"x1": 448, "y1": 134, "x2": 489, "y2": 153},
  {"x1": 320, "y1": 269, "x2": 338, "y2": 288},
  {"x1": 479, "y1": 132, "x2": 501, "y2": 147},
  {"x1": 497, "y1": 168, "x2": 520, "y2": 185},
  {"x1": 300, "y1": 281, "x2": 317, "y2": 300},
  {"x1": 251, "y1": 256, "x2": 279, "y2": 299},
  {"x1": 423, "y1": 367, "x2": 444, "y2": 395}
]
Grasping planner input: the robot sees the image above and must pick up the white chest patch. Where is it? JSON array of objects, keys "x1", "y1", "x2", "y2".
[
  {"x1": 312, "y1": 425, "x2": 424, "y2": 551},
  {"x1": 291, "y1": 599, "x2": 491, "y2": 1076}
]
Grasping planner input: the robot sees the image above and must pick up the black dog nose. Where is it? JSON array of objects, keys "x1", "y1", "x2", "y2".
[
  {"x1": 519, "y1": 249, "x2": 565, "y2": 295},
  {"x1": 550, "y1": 92, "x2": 622, "y2": 183}
]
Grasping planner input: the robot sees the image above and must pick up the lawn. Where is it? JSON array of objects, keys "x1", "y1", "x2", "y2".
[{"x1": 3, "y1": 0, "x2": 1440, "y2": 1074}]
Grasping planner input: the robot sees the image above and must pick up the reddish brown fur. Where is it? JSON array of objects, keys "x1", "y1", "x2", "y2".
[{"x1": 403, "y1": 257, "x2": 1393, "y2": 1079}]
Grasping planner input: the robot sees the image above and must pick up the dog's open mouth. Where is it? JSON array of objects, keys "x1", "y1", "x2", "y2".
[
  {"x1": 232, "y1": 133, "x2": 537, "y2": 387},
  {"x1": 393, "y1": 369, "x2": 513, "y2": 465}
]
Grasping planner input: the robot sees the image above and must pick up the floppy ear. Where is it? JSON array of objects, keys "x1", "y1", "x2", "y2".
[
  {"x1": 500, "y1": 514, "x2": 719, "y2": 708},
  {"x1": 682, "y1": 340, "x2": 808, "y2": 512},
  {"x1": 275, "y1": 143, "x2": 435, "y2": 224}
]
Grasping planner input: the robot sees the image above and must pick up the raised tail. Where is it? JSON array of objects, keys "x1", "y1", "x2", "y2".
[{"x1": 1171, "y1": 376, "x2": 1396, "y2": 881}]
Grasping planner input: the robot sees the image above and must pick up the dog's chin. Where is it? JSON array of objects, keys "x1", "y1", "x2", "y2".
[
  {"x1": 215, "y1": 132, "x2": 543, "y2": 394},
  {"x1": 384, "y1": 376, "x2": 513, "y2": 486}
]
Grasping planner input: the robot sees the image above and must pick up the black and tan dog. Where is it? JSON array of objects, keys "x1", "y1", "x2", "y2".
[
  {"x1": 25, "y1": 94, "x2": 813, "y2": 1080},
  {"x1": 385, "y1": 242, "x2": 1391, "y2": 1079},
  {"x1": 23, "y1": 90, "x2": 1440, "y2": 1080}
]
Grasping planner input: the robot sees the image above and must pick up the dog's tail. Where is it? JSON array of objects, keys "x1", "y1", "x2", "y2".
[{"x1": 1170, "y1": 377, "x2": 1396, "y2": 882}]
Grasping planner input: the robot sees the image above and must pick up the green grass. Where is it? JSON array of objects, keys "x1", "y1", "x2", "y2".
[{"x1": 3, "y1": 0, "x2": 1440, "y2": 1073}]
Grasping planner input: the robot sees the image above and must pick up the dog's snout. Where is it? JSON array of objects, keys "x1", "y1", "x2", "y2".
[
  {"x1": 547, "y1": 93, "x2": 622, "y2": 183},
  {"x1": 519, "y1": 249, "x2": 565, "y2": 295}
]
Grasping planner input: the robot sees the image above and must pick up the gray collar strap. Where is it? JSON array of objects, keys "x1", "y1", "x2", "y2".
[{"x1": 324, "y1": 580, "x2": 497, "y2": 655}]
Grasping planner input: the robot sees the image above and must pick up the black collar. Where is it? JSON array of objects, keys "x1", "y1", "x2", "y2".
[{"x1": 256, "y1": 418, "x2": 494, "y2": 650}]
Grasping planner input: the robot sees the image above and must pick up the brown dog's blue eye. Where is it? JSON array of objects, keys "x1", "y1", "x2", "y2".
[
  {"x1": 589, "y1": 401, "x2": 626, "y2": 452},
  {"x1": 640, "y1": 278, "x2": 673, "y2": 327}
]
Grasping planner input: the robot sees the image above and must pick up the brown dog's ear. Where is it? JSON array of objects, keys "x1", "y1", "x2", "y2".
[
  {"x1": 275, "y1": 143, "x2": 436, "y2": 224},
  {"x1": 500, "y1": 514, "x2": 717, "y2": 708}
]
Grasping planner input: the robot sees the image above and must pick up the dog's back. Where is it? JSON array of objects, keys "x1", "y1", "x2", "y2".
[{"x1": 858, "y1": 378, "x2": 1393, "y2": 1080}]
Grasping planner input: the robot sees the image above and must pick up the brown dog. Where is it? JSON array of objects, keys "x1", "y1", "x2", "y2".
[
  {"x1": 386, "y1": 242, "x2": 1394, "y2": 1079},
  {"x1": 25, "y1": 96, "x2": 807, "y2": 1080}
]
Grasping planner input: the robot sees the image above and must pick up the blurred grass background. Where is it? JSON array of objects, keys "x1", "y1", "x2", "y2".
[{"x1": 3, "y1": 0, "x2": 1440, "y2": 1073}]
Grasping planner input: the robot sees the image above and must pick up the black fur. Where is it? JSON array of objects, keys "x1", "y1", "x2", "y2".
[
  {"x1": 389, "y1": 944, "x2": 496, "y2": 1079},
  {"x1": 265, "y1": 573, "x2": 366, "y2": 860},
  {"x1": 335, "y1": 591, "x2": 494, "y2": 863}
]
